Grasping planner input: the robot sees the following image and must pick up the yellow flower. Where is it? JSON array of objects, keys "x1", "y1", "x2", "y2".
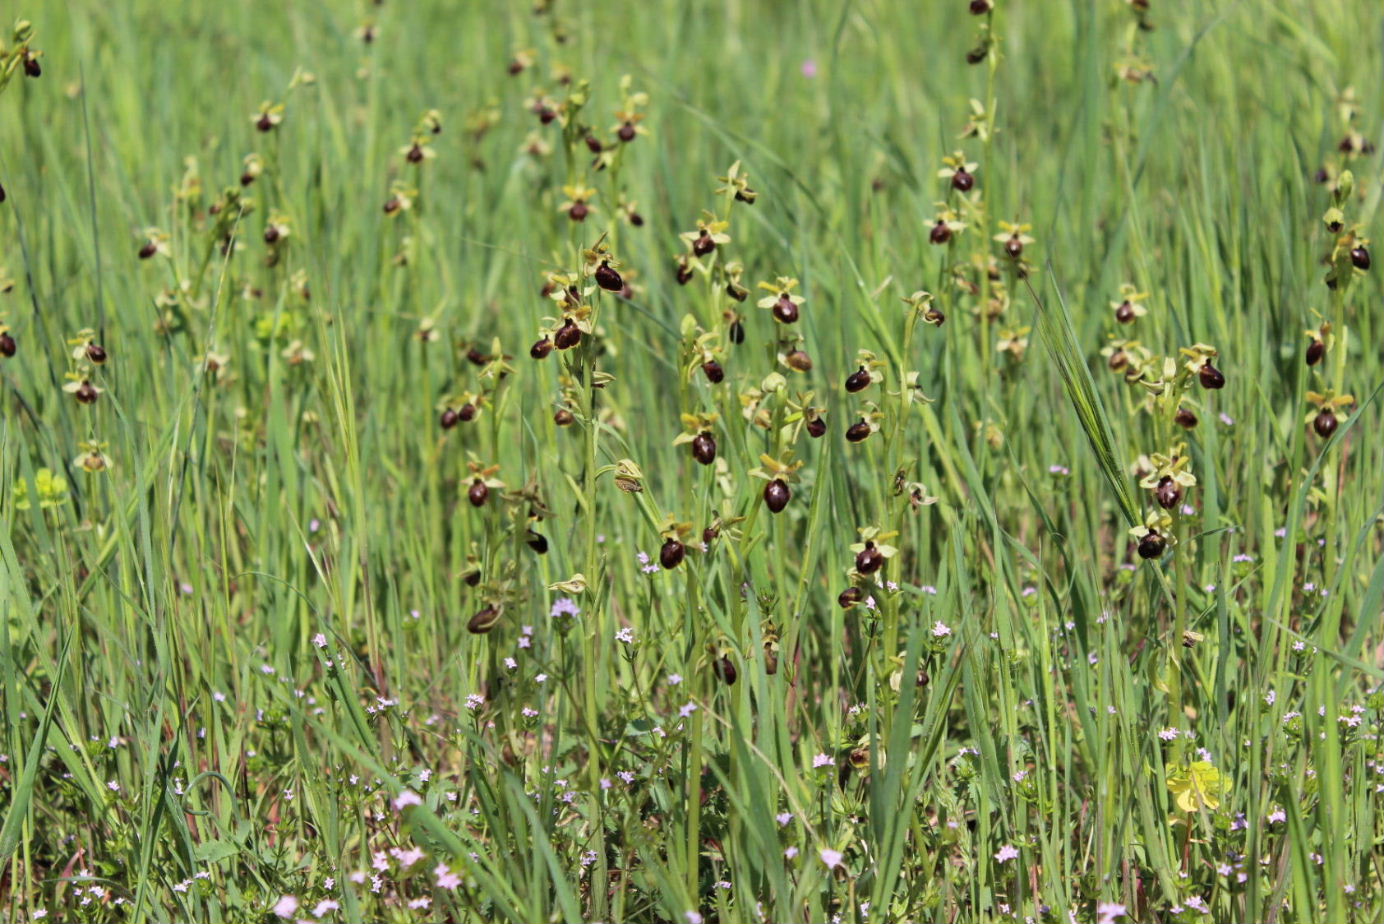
[
  {"x1": 12, "y1": 467, "x2": 69, "y2": 510},
  {"x1": 1166, "y1": 761, "x2": 1229, "y2": 813}
]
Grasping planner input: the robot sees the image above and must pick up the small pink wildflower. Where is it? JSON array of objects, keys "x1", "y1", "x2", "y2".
[
  {"x1": 434, "y1": 862, "x2": 461, "y2": 890},
  {"x1": 1097, "y1": 902, "x2": 1127, "y2": 924}
]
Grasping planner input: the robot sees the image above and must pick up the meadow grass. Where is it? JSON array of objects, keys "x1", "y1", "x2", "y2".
[{"x1": 1, "y1": 1, "x2": 1382, "y2": 921}]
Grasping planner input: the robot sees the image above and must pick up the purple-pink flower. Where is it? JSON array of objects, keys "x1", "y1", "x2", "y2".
[{"x1": 434, "y1": 862, "x2": 461, "y2": 890}]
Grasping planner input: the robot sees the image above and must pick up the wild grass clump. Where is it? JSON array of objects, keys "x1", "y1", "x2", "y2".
[{"x1": 1, "y1": 2, "x2": 1382, "y2": 922}]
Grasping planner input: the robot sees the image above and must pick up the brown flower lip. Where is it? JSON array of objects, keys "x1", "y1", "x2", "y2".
[
  {"x1": 951, "y1": 168, "x2": 974, "y2": 192},
  {"x1": 0, "y1": 333, "x2": 16, "y2": 358},
  {"x1": 139, "y1": 241, "x2": 158, "y2": 259},
  {"x1": 837, "y1": 587, "x2": 863, "y2": 609},
  {"x1": 845, "y1": 367, "x2": 871, "y2": 393},
  {"x1": 763, "y1": 478, "x2": 791, "y2": 513},
  {"x1": 701, "y1": 360, "x2": 724, "y2": 383},
  {"x1": 1137, "y1": 531, "x2": 1166, "y2": 560},
  {"x1": 845, "y1": 420, "x2": 871, "y2": 442},
  {"x1": 467, "y1": 606, "x2": 500, "y2": 634},
  {"x1": 855, "y1": 542, "x2": 884, "y2": 573},
  {"x1": 1155, "y1": 476, "x2": 1182, "y2": 510},
  {"x1": 86, "y1": 343, "x2": 108, "y2": 364},
  {"x1": 1351, "y1": 246, "x2": 1371, "y2": 271},
  {"x1": 530, "y1": 336, "x2": 554, "y2": 359},
  {"x1": 806, "y1": 416, "x2": 827, "y2": 439},
  {"x1": 714, "y1": 655, "x2": 737, "y2": 685},
  {"x1": 929, "y1": 221, "x2": 952, "y2": 245},
  {"x1": 594, "y1": 262, "x2": 623, "y2": 291},
  {"x1": 554, "y1": 319, "x2": 582, "y2": 350},
  {"x1": 659, "y1": 537, "x2": 686, "y2": 569},
  {"x1": 467, "y1": 479, "x2": 489, "y2": 507},
  {"x1": 1198, "y1": 362, "x2": 1225, "y2": 390},
  {"x1": 1174, "y1": 407, "x2": 1198, "y2": 429},
  {"x1": 1313, "y1": 409, "x2": 1337, "y2": 439},
  {"x1": 692, "y1": 432, "x2": 717, "y2": 465},
  {"x1": 440, "y1": 408, "x2": 460, "y2": 429},
  {"x1": 772, "y1": 295, "x2": 799, "y2": 324},
  {"x1": 1305, "y1": 340, "x2": 1325, "y2": 366}
]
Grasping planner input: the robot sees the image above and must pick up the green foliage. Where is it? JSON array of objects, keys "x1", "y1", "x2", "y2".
[{"x1": 0, "y1": 1, "x2": 1382, "y2": 922}]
